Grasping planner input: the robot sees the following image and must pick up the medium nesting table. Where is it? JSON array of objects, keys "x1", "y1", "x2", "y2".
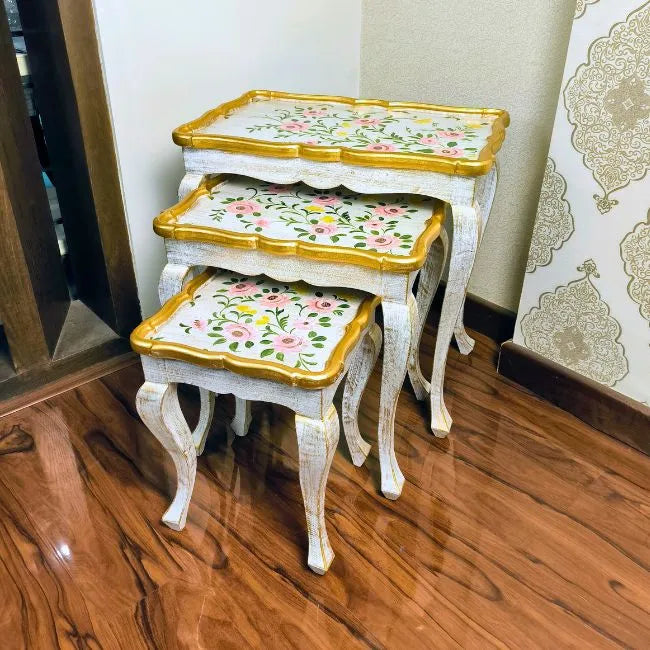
[
  {"x1": 172, "y1": 90, "x2": 509, "y2": 436},
  {"x1": 154, "y1": 174, "x2": 447, "y2": 499}
]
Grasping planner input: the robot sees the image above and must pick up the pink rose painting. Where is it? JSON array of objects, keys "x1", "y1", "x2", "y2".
[
  {"x1": 353, "y1": 117, "x2": 382, "y2": 126},
  {"x1": 436, "y1": 147, "x2": 464, "y2": 158},
  {"x1": 225, "y1": 200, "x2": 261, "y2": 215},
  {"x1": 303, "y1": 109, "x2": 327, "y2": 117},
  {"x1": 366, "y1": 234, "x2": 400, "y2": 251},
  {"x1": 373, "y1": 205, "x2": 406, "y2": 217},
  {"x1": 279, "y1": 121, "x2": 309, "y2": 132},
  {"x1": 266, "y1": 184, "x2": 292, "y2": 194},
  {"x1": 228, "y1": 281, "x2": 257, "y2": 296},
  {"x1": 192, "y1": 319, "x2": 207, "y2": 332},
  {"x1": 302, "y1": 139, "x2": 319, "y2": 145},
  {"x1": 311, "y1": 194, "x2": 341, "y2": 206},
  {"x1": 306, "y1": 297, "x2": 338, "y2": 313},
  {"x1": 272, "y1": 334, "x2": 307, "y2": 352},
  {"x1": 437, "y1": 130, "x2": 464, "y2": 139},
  {"x1": 223, "y1": 322, "x2": 256, "y2": 343},
  {"x1": 310, "y1": 222, "x2": 338, "y2": 236},
  {"x1": 259, "y1": 293, "x2": 292, "y2": 308},
  {"x1": 363, "y1": 218, "x2": 385, "y2": 230},
  {"x1": 365, "y1": 143, "x2": 396, "y2": 152},
  {"x1": 292, "y1": 317, "x2": 315, "y2": 330},
  {"x1": 419, "y1": 136, "x2": 439, "y2": 145},
  {"x1": 253, "y1": 218, "x2": 270, "y2": 228}
]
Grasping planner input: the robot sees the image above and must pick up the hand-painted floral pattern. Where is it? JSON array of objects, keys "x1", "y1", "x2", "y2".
[
  {"x1": 147, "y1": 269, "x2": 373, "y2": 373},
  {"x1": 620, "y1": 209, "x2": 650, "y2": 322},
  {"x1": 197, "y1": 98, "x2": 499, "y2": 161},
  {"x1": 176, "y1": 175, "x2": 437, "y2": 254},
  {"x1": 520, "y1": 260, "x2": 628, "y2": 386},
  {"x1": 526, "y1": 157, "x2": 575, "y2": 272},
  {"x1": 564, "y1": 3, "x2": 650, "y2": 213}
]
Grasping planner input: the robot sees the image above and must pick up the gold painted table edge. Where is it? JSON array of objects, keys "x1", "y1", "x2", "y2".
[
  {"x1": 131, "y1": 269, "x2": 381, "y2": 390},
  {"x1": 154, "y1": 175, "x2": 446, "y2": 273},
  {"x1": 172, "y1": 89, "x2": 510, "y2": 177}
]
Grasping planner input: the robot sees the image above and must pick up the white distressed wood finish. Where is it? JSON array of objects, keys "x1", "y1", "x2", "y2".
[
  {"x1": 430, "y1": 202, "x2": 481, "y2": 437},
  {"x1": 179, "y1": 149, "x2": 499, "y2": 435},
  {"x1": 136, "y1": 320, "x2": 379, "y2": 574},
  {"x1": 178, "y1": 172, "x2": 207, "y2": 200},
  {"x1": 378, "y1": 295, "x2": 418, "y2": 499},
  {"x1": 295, "y1": 404, "x2": 339, "y2": 574},
  {"x1": 135, "y1": 382, "x2": 196, "y2": 530},
  {"x1": 342, "y1": 323, "x2": 382, "y2": 466},
  {"x1": 193, "y1": 388, "x2": 215, "y2": 454},
  {"x1": 408, "y1": 229, "x2": 449, "y2": 400},
  {"x1": 452, "y1": 162, "x2": 499, "y2": 355},
  {"x1": 231, "y1": 397, "x2": 251, "y2": 437}
]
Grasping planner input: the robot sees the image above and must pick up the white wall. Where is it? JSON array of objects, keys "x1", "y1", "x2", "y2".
[
  {"x1": 93, "y1": 0, "x2": 362, "y2": 317},
  {"x1": 361, "y1": 0, "x2": 576, "y2": 311}
]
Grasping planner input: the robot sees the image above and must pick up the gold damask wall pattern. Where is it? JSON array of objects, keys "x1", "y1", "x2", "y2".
[
  {"x1": 563, "y1": 2, "x2": 650, "y2": 214},
  {"x1": 620, "y1": 209, "x2": 650, "y2": 322},
  {"x1": 526, "y1": 157, "x2": 575, "y2": 273},
  {"x1": 575, "y1": 0, "x2": 600, "y2": 19},
  {"x1": 515, "y1": 0, "x2": 649, "y2": 405},
  {"x1": 520, "y1": 261, "x2": 628, "y2": 387}
]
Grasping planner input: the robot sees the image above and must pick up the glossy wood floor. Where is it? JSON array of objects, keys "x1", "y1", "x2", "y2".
[{"x1": 0, "y1": 323, "x2": 648, "y2": 649}]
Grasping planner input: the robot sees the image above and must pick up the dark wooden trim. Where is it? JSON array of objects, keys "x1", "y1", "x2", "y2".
[
  {"x1": 57, "y1": 0, "x2": 141, "y2": 336},
  {"x1": 0, "y1": 1, "x2": 70, "y2": 370},
  {"x1": 498, "y1": 340, "x2": 650, "y2": 455},
  {"x1": 17, "y1": 0, "x2": 114, "y2": 324},
  {"x1": 0, "y1": 342, "x2": 135, "y2": 416},
  {"x1": 428, "y1": 282, "x2": 516, "y2": 344}
]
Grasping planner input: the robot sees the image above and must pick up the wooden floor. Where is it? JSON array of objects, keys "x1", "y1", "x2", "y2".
[{"x1": 0, "y1": 323, "x2": 648, "y2": 649}]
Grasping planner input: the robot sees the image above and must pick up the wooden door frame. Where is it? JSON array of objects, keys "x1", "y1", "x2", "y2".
[
  {"x1": 0, "y1": 0, "x2": 139, "y2": 405},
  {"x1": 56, "y1": 0, "x2": 140, "y2": 337}
]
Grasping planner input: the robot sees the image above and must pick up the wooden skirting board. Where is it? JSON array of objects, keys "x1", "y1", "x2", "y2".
[{"x1": 499, "y1": 341, "x2": 650, "y2": 456}]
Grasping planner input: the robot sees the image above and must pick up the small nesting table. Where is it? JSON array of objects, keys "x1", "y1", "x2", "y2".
[
  {"x1": 131, "y1": 268, "x2": 380, "y2": 574},
  {"x1": 172, "y1": 90, "x2": 509, "y2": 435},
  {"x1": 154, "y1": 174, "x2": 447, "y2": 498}
]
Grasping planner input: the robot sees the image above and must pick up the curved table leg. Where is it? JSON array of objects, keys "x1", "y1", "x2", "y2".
[
  {"x1": 159, "y1": 262, "x2": 194, "y2": 305},
  {"x1": 378, "y1": 296, "x2": 416, "y2": 499},
  {"x1": 295, "y1": 405, "x2": 339, "y2": 574},
  {"x1": 453, "y1": 164, "x2": 498, "y2": 355},
  {"x1": 178, "y1": 172, "x2": 207, "y2": 200},
  {"x1": 159, "y1": 264, "x2": 216, "y2": 452},
  {"x1": 430, "y1": 202, "x2": 481, "y2": 437},
  {"x1": 193, "y1": 388, "x2": 215, "y2": 455},
  {"x1": 342, "y1": 323, "x2": 382, "y2": 466},
  {"x1": 231, "y1": 397, "x2": 252, "y2": 437},
  {"x1": 136, "y1": 382, "x2": 197, "y2": 530},
  {"x1": 408, "y1": 229, "x2": 449, "y2": 400}
]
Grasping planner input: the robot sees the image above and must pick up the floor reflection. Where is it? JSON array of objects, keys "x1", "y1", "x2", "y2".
[{"x1": 0, "y1": 327, "x2": 648, "y2": 647}]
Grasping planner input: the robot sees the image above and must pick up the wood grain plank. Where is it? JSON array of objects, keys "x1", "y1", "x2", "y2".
[{"x1": 0, "y1": 322, "x2": 648, "y2": 647}]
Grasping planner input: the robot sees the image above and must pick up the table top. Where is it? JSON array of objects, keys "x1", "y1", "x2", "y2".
[
  {"x1": 173, "y1": 90, "x2": 509, "y2": 176},
  {"x1": 154, "y1": 175, "x2": 445, "y2": 272},
  {"x1": 130, "y1": 268, "x2": 379, "y2": 389}
]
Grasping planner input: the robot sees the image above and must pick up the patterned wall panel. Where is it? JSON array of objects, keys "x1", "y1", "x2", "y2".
[{"x1": 514, "y1": 1, "x2": 650, "y2": 404}]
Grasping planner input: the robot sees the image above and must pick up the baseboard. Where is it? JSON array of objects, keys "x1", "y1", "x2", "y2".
[
  {"x1": 430, "y1": 282, "x2": 516, "y2": 344},
  {"x1": 0, "y1": 341, "x2": 137, "y2": 417},
  {"x1": 498, "y1": 341, "x2": 650, "y2": 455}
]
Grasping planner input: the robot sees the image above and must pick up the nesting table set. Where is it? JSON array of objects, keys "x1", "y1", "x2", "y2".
[{"x1": 130, "y1": 91, "x2": 508, "y2": 574}]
